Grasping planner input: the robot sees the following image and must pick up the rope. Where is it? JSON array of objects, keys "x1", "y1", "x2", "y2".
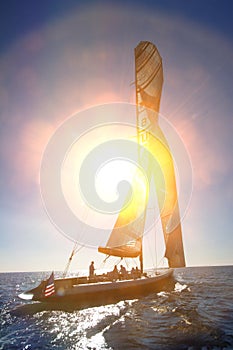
[
  {"x1": 62, "y1": 245, "x2": 76, "y2": 278},
  {"x1": 62, "y1": 209, "x2": 89, "y2": 277}
]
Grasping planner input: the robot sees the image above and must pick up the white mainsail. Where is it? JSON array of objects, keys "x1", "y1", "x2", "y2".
[{"x1": 98, "y1": 41, "x2": 185, "y2": 269}]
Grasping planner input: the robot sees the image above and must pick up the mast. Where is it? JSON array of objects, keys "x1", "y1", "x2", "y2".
[
  {"x1": 139, "y1": 245, "x2": 143, "y2": 273},
  {"x1": 135, "y1": 45, "x2": 144, "y2": 274}
]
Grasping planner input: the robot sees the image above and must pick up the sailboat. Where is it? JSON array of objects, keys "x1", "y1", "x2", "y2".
[{"x1": 19, "y1": 41, "x2": 185, "y2": 307}]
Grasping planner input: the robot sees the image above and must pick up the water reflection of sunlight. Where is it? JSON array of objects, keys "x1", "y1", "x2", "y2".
[
  {"x1": 174, "y1": 282, "x2": 188, "y2": 293},
  {"x1": 37, "y1": 302, "x2": 132, "y2": 349},
  {"x1": 151, "y1": 305, "x2": 170, "y2": 314}
]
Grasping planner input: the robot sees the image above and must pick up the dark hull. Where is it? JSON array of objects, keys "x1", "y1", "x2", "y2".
[{"x1": 19, "y1": 269, "x2": 174, "y2": 309}]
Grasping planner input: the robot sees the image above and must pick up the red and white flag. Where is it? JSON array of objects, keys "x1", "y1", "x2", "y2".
[{"x1": 44, "y1": 272, "x2": 55, "y2": 297}]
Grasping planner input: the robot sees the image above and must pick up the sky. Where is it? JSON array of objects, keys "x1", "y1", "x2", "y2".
[{"x1": 0, "y1": 0, "x2": 233, "y2": 272}]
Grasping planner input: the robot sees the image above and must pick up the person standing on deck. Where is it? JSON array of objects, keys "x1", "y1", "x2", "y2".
[
  {"x1": 112, "y1": 265, "x2": 119, "y2": 281},
  {"x1": 89, "y1": 261, "x2": 95, "y2": 279},
  {"x1": 120, "y1": 265, "x2": 127, "y2": 280}
]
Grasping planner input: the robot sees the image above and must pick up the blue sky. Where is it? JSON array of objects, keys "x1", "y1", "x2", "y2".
[{"x1": 0, "y1": 1, "x2": 232, "y2": 272}]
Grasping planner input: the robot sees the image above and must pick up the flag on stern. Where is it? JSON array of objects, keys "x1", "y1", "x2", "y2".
[{"x1": 44, "y1": 272, "x2": 55, "y2": 297}]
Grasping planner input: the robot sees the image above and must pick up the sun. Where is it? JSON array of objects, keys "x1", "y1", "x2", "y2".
[{"x1": 95, "y1": 158, "x2": 136, "y2": 203}]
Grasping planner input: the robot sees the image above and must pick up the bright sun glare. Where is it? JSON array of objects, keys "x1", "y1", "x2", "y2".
[{"x1": 95, "y1": 159, "x2": 136, "y2": 203}]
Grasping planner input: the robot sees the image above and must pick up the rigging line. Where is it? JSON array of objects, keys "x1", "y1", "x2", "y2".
[
  {"x1": 62, "y1": 246, "x2": 76, "y2": 278},
  {"x1": 99, "y1": 255, "x2": 110, "y2": 270},
  {"x1": 147, "y1": 182, "x2": 157, "y2": 270},
  {"x1": 63, "y1": 239, "x2": 81, "y2": 275},
  {"x1": 74, "y1": 244, "x2": 85, "y2": 254},
  {"x1": 116, "y1": 258, "x2": 122, "y2": 266},
  {"x1": 63, "y1": 241, "x2": 85, "y2": 278},
  {"x1": 146, "y1": 224, "x2": 155, "y2": 270},
  {"x1": 158, "y1": 255, "x2": 166, "y2": 268},
  {"x1": 124, "y1": 258, "x2": 130, "y2": 270},
  {"x1": 148, "y1": 225, "x2": 157, "y2": 270},
  {"x1": 63, "y1": 209, "x2": 89, "y2": 277},
  {"x1": 155, "y1": 221, "x2": 158, "y2": 270},
  {"x1": 153, "y1": 201, "x2": 159, "y2": 270}
]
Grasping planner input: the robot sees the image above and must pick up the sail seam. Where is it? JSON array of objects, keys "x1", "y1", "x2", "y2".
[
  {"x1": 136, "y1": 46, "x2": 157, "y2": 72},
  {"x1": 138, "y1": 62, "x2": 162, "y2": 90}
]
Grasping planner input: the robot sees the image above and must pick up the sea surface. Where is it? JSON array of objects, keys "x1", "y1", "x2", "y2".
[{"x1": 0, "y1": 266, "x2": 232, "y2": 350}]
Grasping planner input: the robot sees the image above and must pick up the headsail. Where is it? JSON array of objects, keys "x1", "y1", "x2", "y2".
[
  {"x1": 98, "y1": 41, "x2": 185, "y2": 268},
  {"x1": 98, "y1": 169, "x2": 148, "y2": 258}
]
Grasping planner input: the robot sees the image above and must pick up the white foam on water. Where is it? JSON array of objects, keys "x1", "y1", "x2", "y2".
[
  {"x1": 18, "y1": 293, "x2": 34, "y2": 300},
  {"x1": 174, "y1": 282, "x2": 188, "y2": 293}
]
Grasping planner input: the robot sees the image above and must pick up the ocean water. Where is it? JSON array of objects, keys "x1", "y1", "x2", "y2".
[{"x1": 0, "y1": 266, "x2": 232, "y2": 350}]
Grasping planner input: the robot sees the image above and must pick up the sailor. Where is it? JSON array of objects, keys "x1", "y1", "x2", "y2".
[
  {"x1": 120, "y1": 265, "x2": 127, "y2": 280},
  {"x1": 112, "y1": 265, "x2": 119, "y2": 281},
  {"x1": 135, "y1": 266, "x2": 141, "y2": 278},
  {"x1": 89, "y1": 261, "x2": 95, "y2": 279},
  {"x1": 131, "y1": 267, "x2": 136, "y2": 279}
]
